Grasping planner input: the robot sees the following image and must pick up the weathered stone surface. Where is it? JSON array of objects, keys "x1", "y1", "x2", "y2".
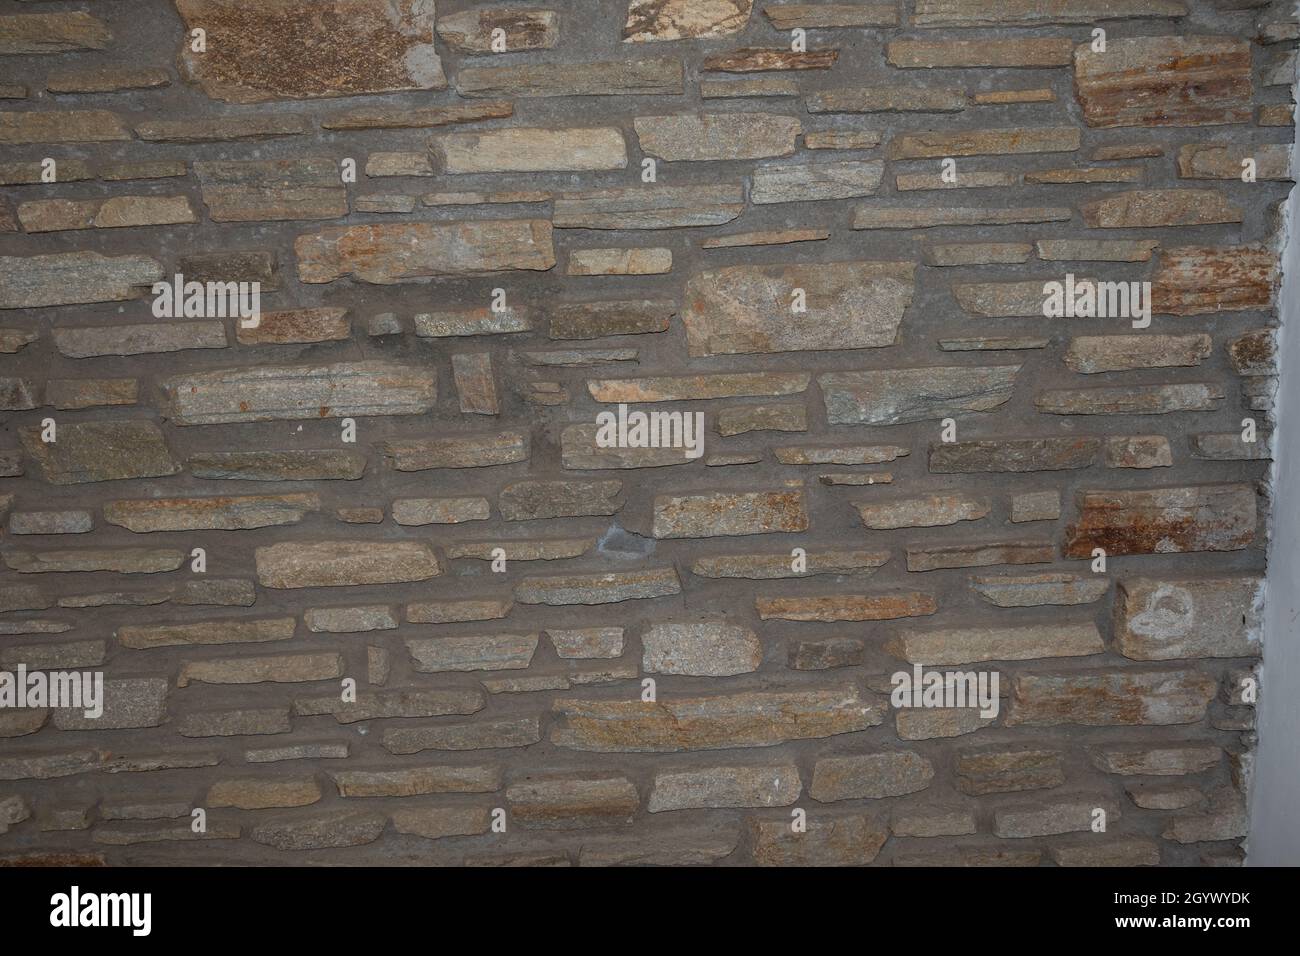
[
  {"x1": 1152, "y1": 245, "x2": 1275, "y2": 315},
  {"x1": 407, "y1": 633, "x2": 539, "y2": 673},
  {"x1": 407, "y1": 598, "x2": 512, "y2": 624},
  {"x1": 896, "y1": 170, "x2": 1018, "y2": 191},
  {"x1": 1074, "y1": 35, "x2": 1253, "y2": 128},
  {"x1": 516, "y1": 568, "x2": 681, "y2": 605},
  {"x1": 303, "y1": 606, "x2": 396, "y2": 634},
  {"x1": 1178, "y1": 143, "x2": 1290, "y2": 180},
  {"x1": 855, "y1": 495, "x2": 989, "y2": 530},
  {"x1": 1066, "y1": 334, "x2": 1211, "y2": 373},
  {"x1": 136, "y1": 116, "x2": 309, "y2": 143},
  {"x1": 193, "y1": 158, "x2": 345, "y2": 221},
  {"x1": 890, "y1": 127, "x2": 1079, "y2": 160},
  {"x1": 1051, "y1": 839, "x2": 1161, "y2": 867},
  {"x1": 554, "y1": 184, "x2": 744, "y2": 229},
  {"x1": 364, "y1": 152, "x2": 433, "y2": 178},
  {"x1": 0, "y1": 12, "x2": 112, "y2": 54},
  {"x1": 956, "y1": 749, "x2": 1064, "y2": 795},
  {"x1": 568, "y1": 248, "x2": 672, "y2": 276},
  {"x1": 635, "y1": 113, "x2": 800, "y2": 161},
  {"x1": 789, "y1": 639, "x2": 865, "y2": 671},
  {"x1": 804, "y1": 130, "x2": 882, "y2": 150},
  {"x1": 118, "y1": 617, "x2": 295, "y2": 650},
  {"x1": 755, "y1": 592, "x2": 937, "y2": 622},
  {"x1": 972, "y1": 573, "x2": 1109, "y2": 608},
  {"x1": 53, "y1": 322, "x2": 227, "y2": 358},
  {"x1": 1115, "y1": 576, "x2": 1261, "y2": 660},
  {"x1": 174, "y1": 0, "x2": 444, "y2": 103},
  {"x1": 590, "y1": 372, "x2": 809, "y2": 403},
  {"x1": 382, "y1": 433, "x2": 527, "y2": 470},
  {"x1": 1227, "y1": 329, "x2": 1275, "y2": 375},
  {"x1": 392, "y1": 497, "x2": 490, "y2": 526},
  {"x1": 297, "y1": 221, "x2": 555, "y2": 284},
  {"x1": 415, "y1": 307, "x2": 532, "y2": 338},
  {"x1": 888, "y1": 38, "x2": 1073, "y2": 67},
  {"x1": 1007, "y1": 668, "x2": 1217, "y2": 726},
  {"x1": 19, "y1": 421, "x2": 178, "y2": 485},
  {"x1": 694, "y1": 549, "x2": 888, "y2": 580},
  {"x1": 105, "y1": 494, "x2": 317, "y2": 532},
  {"x1": 178, "y1": 653, "x2": 344, "y2": 688},
  {"x1": 507, "y1": 776, "x2": 639, "y2": 829},
  {"x1": 0, "y1": 252, "x2": 161, "y2": 310},
  {"x1": 188, "y1": 450, "x2": 366, "y2": 481},
  {"x1": 256, "y1": 541, "x2": 438, "y2": 589},
  {"x1": 434, "y1": 128, "x2": 627, "y2": 173},
  {"x1": 906, "y1": 540, "x2": 1055, "y2": 572},
  {"x1": 820, "y1": 365, "x2": 1020, "y2": 425},
  {"x1": 929, "y1": 437, "x2": 1098, "y2": 473},
  {"x1": 751, "y1": 159, "x2": 883, "y2": 203},
  {"x1": 323, "y1": 101, "x2": 513, "y2": 131},
  {"x1": 896, "y1": 708, "x2": 995, "y2": 741},
  {"x1": 750, "y1": 813, "x2": 887, "y2": 865},
  {"x1": 1036, "y1": 383, "x2": 1224, "y2": 416},
  {"x1": 653, "y1": 490, "x2": 807, "y2": 538},
  {"x1": 887, "y1": 623, "x2": 1104, "y2": 665},
  {"x1": 7, "y1": 510, "x2": 92, "y2": 537},
  {"x1": 1191, "y1": 433, "x2": 1270, "y2": 461},
  {"x1": 994, "y1": 796, "x2": 1119, "y2": 838},
  {"x1": 1104, "y1": 435, "x2": 1173, "y2": 469},
  {"x1": 810, "y1": 752, "x2": 934, "y2": 802},
  {"x1": 764, "y1": 2, "x2": 897, "y2": 27},
  {"x1": 1036, "y1": 239, "x2": 1160, "y2": 261},
  {"x1": 852, "y1": 206, "x2": 1070, "y2": 229},
  {"x1": 683, "y1": 261, "x2": 911, "y2": 356},
  {"x1": 642, "y1": 622, "x2": 761, "y2": 676},
  {"x1": 1089, "y1": 744, "x2": 1221, "y2": 776},
  {"x1": 0, "y1": 750, "x2": 105, "y2": 781},
  {"x1": 383, "y1": 716, "x2": 542, "y2": 753},
  {"x1": 391, "y1": 806, "x2": 492, "y2": 841},
  {"x1": 0, "y1": 110, "x2": 130, "y2": 145},
  {"x1": 19, "y1": 196, "x2": 196, "y2": 233},
  {"x1": 161, "y1": 362, "x2": 437, "y2": 424},
  {"x1": 499, "y1": 480, "x2": 623, "y2": 521},
  {"x1": 924, "y1": 243, "x2": 1033, "y2": 267},
  {"x1": 208, "y1": 778, "x2": 321, "y2": 810},
  {"x1": 809, "y1": 87, "x2": 965, "y2": 114},
  {"x1": 237, "y1": 308, "x2": 350, "y2": 346},
  {"x1": 331, "y1": 765, "x2": 498, "y2": 797},
  {"x1": 53, "y1": 678, "x2": 169, "y2": 731},
  {"x1": 438, "y1": 7, "x2": 558, "y2": 52},
  {"x1": 700, "y1": 76, "x2": 799, "y2": 98},
  {"x1": 549, "y1": 299, "x2": 674, "y2": 339},
  {"x1": 177, "y1": 708, "x2": 290, "y2": 737},
  {"x1": 715, "y1": 404, "x2": 807, "y2": 436},
  {"x1": 1080, "y1": 189, "x2": 1241, "y2": 228},
  {"x1": 913, "y1": 0, "x2": 1185, "y2": 26},
  {"x1": 1063, "y1": 484, "x2": 1255, "y2": 557},
  {"x1": 1024, "y1": 166, "x2": 1143, "y2": 184},
  {"x1": 294, "y1": 689, "x2": 483, "y2": 724},
  {"x1": 702, "y1": 48, "x2": 838, "y2": 71},
  {"x1": 552, "y1": 686, "x2": 882, "y2": 752},
  {"x1": 45, "y1": 379, "x2": 138, "y2": 410},
  {"x1": 250, "y1": 810, "x2": 385, "y2": 851},
  {"x1": 46, "y1": 67, "x2": 170, "y2": 94},
  {"x1": 457, "y1": 58, "x2": 682, "y2": 97},
  {"x1": 546, "y1": 628, "x2": 624, "y2": 660},
  {"x1": 649, "y1": 764, "x2": 800, "y2": 811},
  {"x1": 954, "y1": 278, "x2": 1095, "y2": 317},
  {"x1": 625, "y1": 0, "x2": 754, "y2": 41}
]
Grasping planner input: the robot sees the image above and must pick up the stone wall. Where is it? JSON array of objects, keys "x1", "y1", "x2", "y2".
[{"x1": 0, "y1": 0, "x2": 1291, "y2": 866}]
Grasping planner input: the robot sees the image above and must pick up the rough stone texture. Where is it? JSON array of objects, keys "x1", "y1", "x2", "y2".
[{"x1": 0, "y1": 0, "x2": 1276, "y2": 869}]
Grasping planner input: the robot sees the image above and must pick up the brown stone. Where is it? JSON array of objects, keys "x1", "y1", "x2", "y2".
[
  {"x1": 635, "y1": 113, "x2": 800, "y2": 161},
  {"x1": 702, "y1": 48, "x2": 838, "y2": 71},
  {"x1": 888, "y1": 38, "x2": 1073, "y2": 68},
  {"x1": 1152, "y1": 245, "x2": 1275, "y2": 315},
  {"x1": 889, "y1": 127, "x2": 1079, "y2": 159},
  {"x1": 457, "y1": 58, "x2": 682, "y2": 97},
  {"x1": 625, "y1": 0, "x2": 754, "y2": 41},
  {"x1": 255, "y1": 541, "x2": 440, "y2": 588},
  {"x1": 756, "y1": 592, "x2": 937, "y2": 622},
  {"x1": 438, "y1": 7, "x2": 558, "y2": 53},
  {"x1": 1063, "y1": 484, "x2": 1256, "y2": 557},
  {"x1": 1080, "y1": 189, "x2": 1241, "y2": 228},
  {"x1": 1007, "y1": 668, "x2": 1217, "y2": 726}
]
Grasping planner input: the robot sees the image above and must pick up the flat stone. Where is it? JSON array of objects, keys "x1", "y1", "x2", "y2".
[
  {"x1": 716, "y1": 404, "x2": 807, "y2": 436},
  {"x1": 331, "y1": 766, "x2": 499, "y2": 797},
  {"x1": 1127, "y1": 784, "x2": 1203, "y2": 810},
  {"x1": 590, "y1": 372, "x2": 809, "y2": 403},
  {"x1": 94, "y1": 822, "x2": 240, "y2": 846},
  {"x1": 161, "y1": 362, "x2": 437, "y2": 424},
  {"x1": 549, "y1": 299, "x2": 674, "y2": 339},
  {"x1": 1163, "y1": 800, "x2": 1248, "y2": 844},
  {"x1": 322, "y1": 101, "x2": 513, "y2": 130},
  {"x1": 929, "y1": 437, "x2": 1099, "y2": 473},
  {"x1": 0, "y1": 252, "x2": 161, "y2": 309},
  {"x1": 897, "y1": 170, "x2": 1018, "y2": 191},
  {"x1": 0, "y1": 110, "x2": 130, "y2": 145},
  {"x1": 554, "y1": 184, "x2": 744, "y2": 229},
  {"x1": 751, "y1": 160, "x2": 884, "y2": 203},
  {"x1": 956, "y1": 749, "x2": 1064, "y2": 795},
  {"x1": 382, "y1": 432, "x2": 527, "y2": 470},
  {"x1": 439, "y1": 7, "x2": 558, "y2": 52},
  {"x1": 625, "y1": 0, "x2": 754, "y2": 41},
  {"x1": 1227, "y1": 329, "x2": 1275, "y2": 375},
  {"x1": 0, "y1": 11, "x2": 112, "y2": 54},
  {"x1": 749, "y1": 813, "x2": 887, "y2": 865},
  {"x1": 891, "y1": 805, "x2": 977, "y2": 837},
  {"x1": 764, "y1": 3, "x2": 898, "y2": 27},
  {"x1": 954, "y1": 278, "x2": 1096, "y2": 317},
  {"x1": 406, "y1": 634, "x2": 539, "y2": 673},
  {"x1": 1178, "y1": 143, "x2": 1291, "y2": 180},
  {"x1": 294, "y1": 689, "x2": 483, "y2": 724},
  {"x1": 548, "y1": 628, "x2": 624, "y2": 659},
  {"x1": 1152, "y1": 245, "x2": 1275, "y2": 315},
  {"x1": 973, "y1": 89, "x2": 1055, "y2": 104},
  {"x1": 118, "y1": 617, "x2": 295, "y2": 650},
  {"x1": 887, "y1": 37, "x2": 1073, "y2": 67},
  {"x1": 392, "y1": 497, "x2": 490, "y2": 526},
  {"x1": 391, "y1": 806, "x2": 492, "y2": 841},
  {"x1": 174, "y1": 0, "x2": 444, "y2": 103},
  {"x1": 256, "y1": 541, "x2": 439, "y2": 589},
  {"x1": 755, "y1": 592, "x2": 937, "y2": 622},
  {"x1": 972, "y1": 573, "x2": 1109, "y2": 607},
  {"x1": 912, "y1": 0, "x2": 1185, "y2": 25},
  {"x1": 994, "y1": 796, "x2": 1120, "y2": 838},
  {"x1": 809, "y1": 86, "x2": 965, "y2": 114},
  {"x1": 297, "y1": 220, "x2": 555, "y2": 284},
  {"x1": 1036, "y1": 383, "x2": 1224, "y2": 416},
  {"x1": 887, "y1": 623, "x2": 1104, "y2": 665},
  {"x1": 1063, "y1": 484, "x2": 1255, "y2": 557},
  {"x1": 820, "y1": 365, "x2": 1020, "y2": 425},
  {"x1": 208, "y1": 778, "x2": 321, "y2": 810},
  {"x1": 1074, "y1": 35, "x2": 1252, "y2": 128},
  {"x1": 702, "y1": 228, "x2": 828, "y2": 248},
  {"x1": 1089, "y1": 744, "x2": 1221, "y2": 776},
  {"x1": 855, "y1": 494, "x2": 989, "y2": 529},
  {"x1": 552, "y1": 686, "x2": 882, "y2": 752},
  {"x1": 924, "y1": 243, "x2": 1033, "y2": 267},
  {"x1": 237, "y1": 308, "x2": 350, "y2": 345},
  {"x1": 515, "y1": 568, "x2": 681, "y2": 605},
  {"x1": 187, "y1": 450, "x2": 366, "y2": 481},
  {"x1": 810, "y1": 751, "x2": 934, "y2": 801},
  {"x1": 693, "y1": 549, "x2": 888, "y2": 579},
  {"x1": 1066, "y1": 334, "x2": 1210, "y2": 373},
  {"x1": 457, "y1": 58, "x2": 682, "y2": 97},
  {"x1": 446, "y1": 539, "x2": 593, "y2": 562},
  {"x1": 1104, "y1": 435, "x2": 1173, "y2": 469},
  {"x1": 177, "y1": 708, "x2": 291, "y2": 737},
  {"x1": 1115, "y1": 575, "x2": 1261, "y2": 660},
  {"x1": 19, "y1": 196, "x2": 196, "y2": 233},
  {"x1": 53, "y1": 678, "x2": 169, "y2": 730},
  {"x1": 1024, "y1": 166, "x2": 1143, "y2": 184},
  {"x1": 853, "y1": 205, "x2": 1071, "y2": 229},
  {"x1": 193, "y1": 158, "x2": 345, "y2": 221},
  {"x1": 702, "y1": 48, "x2": 838, "y2": 71},
  {"x1": 1006, "y1": 668, "x2": 1217, "y2": 726},
  {"x1": 104, "y1": 494, "x2": 318, "y2": 532},
  {"x1": 7, "y1": 510, "x2": 92, "y2": 535},
  {"x1": 653, "y1": 489, "x2": 808, "y2": 538},
  {"x1": 803, "y1": 130, "x2": 882, "y2": 149},
  {"x1": 435, "y1": 127, "x2": 627, "y2": 174},
  {"x1": 700, "y1": 76, "x2": 799, "y2": 98},
  {"x1": 1036, "y1": 239, "x2": 1160, "y2": 261},
  {"x1": 1051, "y1": 839, "x2": 1161, "y2": 867},
  {"x1": 906, "y1": 540, "x2": 1055, "y2": 572},
  {"x1": 642, "y1": 622, "x2": 762, "y2": 675},
  {"x1": 891, "y1": 127, "x2": 1078, "y2": 160},
  {"x1": 790, "y1": 638, "x2": 865, "y2": 670},
  {"x1": 407, "y1": 598, "x2": 513, "y2": 624},
  {"x1": 45, "y1": 379, "x2": 138, "y2": 410},
  {"x1": 499, "y1": 480, "x2": 623, "y2": 521},
  {"x1": 250, "y1": 811, "x2": 385, "y2": 851},
  {"x1": 4, "y1": 547, "x2": 183, "y2": 575},
  {"x1": 137, "y1": 116, "x2": 309, "y2": 143},
  {"x1": 635, "y1": 112, "x2": 800, "y2": 161},
  {"x1": 568, "y1": 248, "x2": 672, "y2": 276},
  {"x1": 649, "y1": 764, "x2": 800, "y2": 811},
  {"x1": 1080, "y1": 189, "x2": 1241, "y2": 227},
  {"x1": 46, "y1": 66, "x2": 170, "y2": 94},
  {"x1": 383, "y1": 716, "x2": 542, "y2": 753},
  {"x1": 415, "y1": 307, "x2": 533, "y2": 337},
  {"x1": 178, "y1": 652, "x2": 344, "y2": 688},
  {"x1": 53, "y1": 322, "x2": 226, "y2": 358},
  {"x1": 683, "y1": 260, "x2": 912, "y2": 356},
  {"x1": 507, "y1": 776, "x2": 639, "y2": 829},
  {"x1": 0, "y1": 750, "x2": 105, "y2": 781},
  {"x1": 1191, "y1": 433, "x2": 1270, "y2": 461},
  {"x1": 895, "y1": 708, "x2": 994, "y2": 741}
]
